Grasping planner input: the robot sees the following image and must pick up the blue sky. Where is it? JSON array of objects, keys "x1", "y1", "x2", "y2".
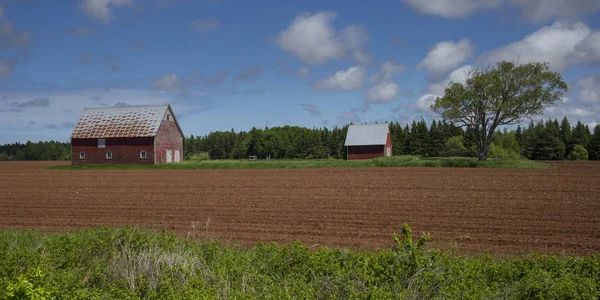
[{"x1": 0, "y1": 0, "x2": 599, "y2": 143}]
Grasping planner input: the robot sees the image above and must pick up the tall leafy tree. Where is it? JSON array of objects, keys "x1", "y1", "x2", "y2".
[{"x1": 431, "y1": 61, "x2": 568, "y2": 161}]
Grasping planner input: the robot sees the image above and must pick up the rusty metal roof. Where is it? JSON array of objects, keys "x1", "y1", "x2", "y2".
[
  {"x1": 344, "y1": 123, "x2": 389, "y2": 146},
  {"x1": 71, "y1": 105, "x2": 171, "y2": 139}
]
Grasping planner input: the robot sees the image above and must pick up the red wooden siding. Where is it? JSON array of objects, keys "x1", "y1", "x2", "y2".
[
  {"x1": 385, "y1": 132, "x2": 393, "y2": 156},
  {"x1": 72, "y1": 137, "x2": 154, "y2": 165},
  {"x1": 347, "y1": 133, "x2": 392, "y2": 160},
  {"x1": 154, "y1": 119, "x2": 183, "y2": 164}
]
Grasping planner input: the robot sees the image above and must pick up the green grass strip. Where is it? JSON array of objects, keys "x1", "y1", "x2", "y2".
[{"x1": 49, "y1": 156, "x2": 548, "y2": 170}]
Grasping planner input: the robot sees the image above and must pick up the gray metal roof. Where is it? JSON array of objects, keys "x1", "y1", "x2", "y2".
[
  {"x1": 344, "y1": 123, "x2": 390, "y2": 146},
  {"x1": 71, "y1": 105, "x2": 177, "y2": 139}
]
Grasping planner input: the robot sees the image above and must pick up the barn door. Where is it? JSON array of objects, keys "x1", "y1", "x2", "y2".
[
  {"x1": 386, "y1": 147, "x2": 391, "y2": 157},
  {"x1": 166, "y1": 150, "x2": 173, "y2": 163},
  {"x1": 175, "y1": 150, "x2": 180, "y2": 162}
]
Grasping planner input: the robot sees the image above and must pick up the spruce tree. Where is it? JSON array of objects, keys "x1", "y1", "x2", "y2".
[
  {"x1": 589, "y1": 125, "x2": 600, "y2": 161},
  {"x1": 559, "y1": 117, "x2": 572, "y2": 156}
]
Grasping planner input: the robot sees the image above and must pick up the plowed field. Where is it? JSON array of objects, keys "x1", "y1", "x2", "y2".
[{"x1": 1, "y1": 161, "x2": 599, "y2": 255}]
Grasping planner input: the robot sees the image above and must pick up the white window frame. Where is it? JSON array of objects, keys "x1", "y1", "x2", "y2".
[
  {"x1": 98, "y1": 138, "x2": 106, "y2": 149},
  {"x1": 79, "y1": 151, "x2": 85, "y2": 159},
  {"x1": 106, "y1": 151, "x2": 112, "y2": 159},
  {"x1": 140, "y1": 150, "x2": 147, "y2": 159}
]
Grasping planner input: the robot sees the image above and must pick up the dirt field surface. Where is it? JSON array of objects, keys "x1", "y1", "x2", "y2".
[{"x1": 1, "y1": 161, "x2": 599, "y2": 256}]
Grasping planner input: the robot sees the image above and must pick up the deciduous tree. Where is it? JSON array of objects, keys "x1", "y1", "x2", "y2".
[{"x1": 431, "y1": 61, "x2": 568, "y2": 161}]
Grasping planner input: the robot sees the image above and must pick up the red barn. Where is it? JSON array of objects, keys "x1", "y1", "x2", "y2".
[
  {"x1": 344, "y1": 123, "x2": 392, "y2": 160},
  {"x1": 70, "y1": 104, "x2": 183, "y2": 165}
]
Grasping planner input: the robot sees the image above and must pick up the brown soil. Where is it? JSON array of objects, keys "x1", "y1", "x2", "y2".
[{"x1": 1, "y1": 161, "x2": 599, "y2": 255}]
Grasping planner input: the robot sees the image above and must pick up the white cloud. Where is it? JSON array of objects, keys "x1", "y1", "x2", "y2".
[
  {"x1": 301, "y1": 104, "x2": 321, "y2": 116},
  {"x1": 0, "y1": 20, "x2": 32, "y2": 52},
  {"x1": 74, "y1": 26, "x2": 95, "y2": 37},
  {"x1": 543, "y1": 105, "x2": 599, "y2": 119},
  {"x1": 152, "y1": 73, "x2": 181, "y2": 90},
  {"x1": 0, "y1": 59, "x2": 12, "y2": 79},
  {"x1": 152, "y1": 72, "x2": 203, "y2": 90},
  {"x1": 80, "y1": 0, "x2": 134, "y2": 23},
  {"x1": 479, "y1": 21, "x2": 599, "y2": 72},
  {"x1": 351, "y1": 103, "x2": 370, "y2": 113},
  {"x1": 577, "y1": 74, "x2": 600, "y2": 103},
  {"x1": 404, "y1": 0, "x2": 500, "y2": 18},
  {"x1": 417, "y1": 39, "x2": 474, "y2": 79},
  {"x1": 274, "y1": 12, "x2": 371, "y2": 65},
  {"x1": 404, "y1": 0, "x2": 600, "y2": 22},
  {"x1": 189, "y1": 18, "x2": 220, "y2": 34},
  {"x1": 414, "y1": 94, "x2": 438, "y2": 112},
  {"x1": 312, "y1": 66, "x2": 365, "y2": 91},
  {"x1": 411, "y1": 65, "x2": 473, "y2": 115},
  {"x1": 509, "y1": 0, "x2": 600, "y2": 23},
  {"x1": 235, "y1": 65, "x2": 263, "y2": 81},
  {"x1": 274, "y1": 12, "x2": 342, "y2": 65},
  {"x1": 573, "y1": 31, "x2": 600, "y2": 64},
  {"x1": 341, "y1": 25, "x2": 372, "y2": 65},
  {"x1": 297, "y1": 67, "x2": 310, "y2": 78},
  {"x1": 337, "y1": 111, "x2": 361, "y2": 124},
  {"x1": 370, "y1": 61, "x2": 406, "y2": 82},
  {"x1": 207, "y1": 70, "x2": 229, "y2": 85},
  {"x1": 365, "y1": 81, "x2": 399, "y2": 103},
  {"x1": 426, "y1": 64, "x2": 473, "y2": 95},
  {"x1": 361, "y1": 61, "x2": 406, "y2": 103}
]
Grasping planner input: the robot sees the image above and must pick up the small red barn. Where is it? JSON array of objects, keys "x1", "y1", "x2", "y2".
[
  {"x1": 70, "y1": 104, "x2": 183, "y2": 165},
  {"x1": 344, "y1": 123, "x2": 392, "y2": 160}
]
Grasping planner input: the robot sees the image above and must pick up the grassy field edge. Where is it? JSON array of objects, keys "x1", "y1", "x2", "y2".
[
  {"x1": 48, "y1": 156, "x2": 549, "y2": 170},
  {"x1": 1, "y1": 226, "x2": 598, "y2": 299}
]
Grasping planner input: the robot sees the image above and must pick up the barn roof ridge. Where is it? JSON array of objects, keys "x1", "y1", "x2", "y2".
[
  {"x1": 348, "y1": 122, "x2": 390, "y2": 126},
  {"x1": 81, "y1": 104, "x2": 169, "y2": 110}
]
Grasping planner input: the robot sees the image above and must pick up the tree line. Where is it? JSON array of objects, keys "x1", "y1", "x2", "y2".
[
  {"x1": 0, "y1": 140, "x2": 71, "y2": 161},
  {"x1": 184, "y1": 117, "x2": 599, "y2": 161},
  {"x1": 1, "y1": 117, "x2": 599, "y2": 161}
]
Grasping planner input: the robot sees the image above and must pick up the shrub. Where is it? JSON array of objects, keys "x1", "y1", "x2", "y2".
[
  {"x1": 0, "y1": 153, "x2": 16, "y2": 161},
  {"x1": 488, "y1": 143, "x2": 521, "y2": 159},
  {"x1": 188, "y1": 152, "x2": 210, "y2": 161},
  {"x1": 1, "y1": 227, "x2": 599, "y2": 299},
  {"x1": 441, "y1": 136, "x2": 469, "y2": 157},
  {"x1": 568, "y1": 144, "x2": 588, "y2": 161}
]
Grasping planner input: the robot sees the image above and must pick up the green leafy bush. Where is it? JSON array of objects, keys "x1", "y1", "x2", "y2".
[
  {"x1": 568, "y1": 144, "x2": 588, "y2": 161},
  {"x1": 441, "y1": 135, "x2": 469, "y2": 157},
  {"x1": 188, "y1": 152, "x2": 210, "y2": 161},
  {"x1": 4, "y1": 267, "x2": 51, "y2": 300},
  {"x1": 1, "y1": 227, "x2": 599, "y2": 299},
  {"x1": 0, "y1": 153, "x2": 16, "y2": 161}
]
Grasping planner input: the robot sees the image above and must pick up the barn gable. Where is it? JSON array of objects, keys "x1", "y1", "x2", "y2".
[
  {"x1": 344, "y1": 123, "x2": 390, "y2": 146},
  {"x1": 71, "y1": 104, "x2": 182, "y2": 139}
]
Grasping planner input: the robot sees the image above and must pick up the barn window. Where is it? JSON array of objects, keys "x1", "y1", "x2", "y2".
[
  {"x1": 79, "y1": 152, "x2": 85, "y2": 159},
  {"x1": 98, "y1": 138, "x2": 106, "y2": 148},
  {"x1": 166, "y1": 113, "x2": 171, "y2": 121},
  {"x1": 140, "y1": 150, "x2": 147, "y2": 159},
  {"x1": 106, "y1": 151, "x2": 112, "y2": 159}
]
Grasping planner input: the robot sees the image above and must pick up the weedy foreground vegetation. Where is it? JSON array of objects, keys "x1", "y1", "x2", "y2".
[
  {"x1": 1, "y1": 225, "x2": 599, "y2": 299},
  {"x1": 49, "y1": 155, "x2": 548, "y2": 170}
]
